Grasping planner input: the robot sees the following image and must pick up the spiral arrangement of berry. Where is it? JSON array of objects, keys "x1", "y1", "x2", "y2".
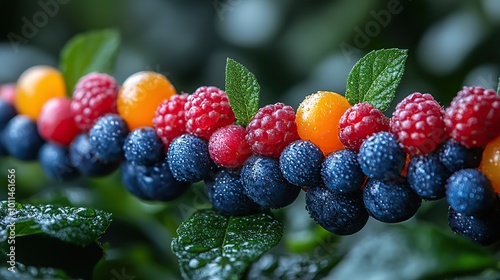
[{"x1": 1, "y1": 48, "x2": 499, "y2": 247}]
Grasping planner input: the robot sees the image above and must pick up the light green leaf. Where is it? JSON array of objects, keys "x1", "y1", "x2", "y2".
[
  {"x1": 171, "y1": 209, "x2": 283, "y2": 280},
  {"x1": 345, "y1": 48, "x2": 408, "y2": 111}
]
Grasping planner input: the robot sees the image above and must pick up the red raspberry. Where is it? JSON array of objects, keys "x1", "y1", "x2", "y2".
[
  {"x1": 184, "y1": 86, "x2": 235, "y2": 139},
  {"x1": 153, "y1": 93, "x2": 188, "y2": 149},
  {"x1": 71, "y1": 73, "x2": 118, "y2": 132},
  {"x1": 339, "y1": 102, "x2": 389, "y2": 152},
  {"x1": 209, "y1": 124, "x2": 252, "y2": 168},
  {"x1": 246, "y1": 103, "x2": 299, "y2": 158},
  {"x1": 390, "y1": 92, "x2": 446, "y2": 156},
  {"x1": 444, "y1": 86, "x2": 500, "y2": 147}
]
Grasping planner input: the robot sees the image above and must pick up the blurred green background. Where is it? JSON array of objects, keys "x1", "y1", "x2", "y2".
[{"x1": 1, "y1": 0, "x2": 500, "y2": 279}]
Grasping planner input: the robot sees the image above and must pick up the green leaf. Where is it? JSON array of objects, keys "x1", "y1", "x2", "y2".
[
  {"x1": 225, "y1": 58, "x2": 260, "y2": 126},
  {"x1": 0, "y1": 202, "x2": 112, "y2": 246},
  {"x1": 60, "y1": 29, "x2": 120, "y2": 94},
  {"x1": 497, "y1": 77, "x2": 500, "y2": 95},
  {"x1": 345, "y1": 48, "x2": 408, "y2": 111},
  {"x1": 0, "y1": 263, "x2": 71, "y2": 280},
  {"x1": 329, "y1": 223, "x2": 497, "y2": 280},
  {"x1": 171, "y1": 209, "x2": 283, "y2": 280}
]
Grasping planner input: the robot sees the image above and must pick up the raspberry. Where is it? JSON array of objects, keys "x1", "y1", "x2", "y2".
[
  {"x1": 71, "y1": 72, "x2": 118, "y2": 132},
  {"x1": 246, "y1": 103, "x2": 299, "y2": 158},
  {"x1": 279, "y1": 140, "x2": 324, "y2": 187},
  {"x1": 444, "y1": 86, "x2": 500, "y2": 147},
  {"x1": 205, "y1": 168, "x2": 261, "y2": 216},
  {"x1": 358, "y1": 132, "x2": 406, "y2": 181},
  {"x1": 89, "y1": 114, "x2": 129, "y2": 162},
  {"x1": 0, "y1": 84, "x2": 16, "y2": 105},
  {"x1": 391, "y1": 93, "x2": 446, "y2": 155},
  {"x1": 167, "y1": 134, "x2": 216, "y2": 183},
  {"x1": 407, "y1": 153, "x2": 450, "y2": 200},
  {"x1": 208, "y1": 124, "x2": 252, "y2": 168},
  {"x1": 38, "y1": 142, "x2": 79, "y2": 182},
  {"x1": 322, "y1": 149, "x2": 365, "y2": 193},
  {"x1": 480, "y1": 135, "x2": 500, "y2": 193},
  {"x1": 306, "y1": 186, "x2": 368, "y2": 235},
  {"x1": 363, "y1": 177, "x2": 421, "y2": 223},
  {"x1": 153, "y1": 93, "x2": 188, "y2": 149},
  {"x1": 241, "y1": 155, "x2": 301, "y2": 209},
  {"x1": 2, "y1": 115, "x2": 45, "y2": 161},
  {"x1": 184, "y1": 86, "x2": 235, "y2": 140},
  {"x1": 123, "y1": 127, "x2": 164, "y2": 166},
  {"x1": 339, "y1": 102, "x2": 389, "y2": 152},
  {"x1": 437, "y1": 140, "x2": 482, "y2": 173},
  {"x1": 69, "y1": 134, "x2": 119, "y2": 177},
  {"x1": 38, "y1": 97, "x2": 80, "y2": 146},
  {"x1": 446, "y1": 169, "x2": 496, "y2": 216}
]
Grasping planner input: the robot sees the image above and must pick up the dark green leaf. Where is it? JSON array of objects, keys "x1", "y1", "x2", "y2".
[
  {"x1": 0, "y1": 263, "x2": 71, "y2": 280},
  {"x1": 497, "y1": 77, "x2": 500, "y2": 95},
  {"x1": 345, "y1": 48, "x2": 408, "y2": 111},
  {"x1": 225, "y1": 58, "x2": 260, "y2": 126},
  {"x1": 171, "y1": 209, "x2": 283, "y2": 280},
  {"x1": 329, "y1": 223, "x2": 496, "y2": 280},
  {"x1": 0, "y1": 202, "x2": 112, "y2": 246},
  {"x1": 60, "y1": 29, "x2": 120, "y2": 94}
]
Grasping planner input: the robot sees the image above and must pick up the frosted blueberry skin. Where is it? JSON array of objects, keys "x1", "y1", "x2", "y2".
[
  {"x1": 280, "y1": 140, "x2": 324, "y2": 187},
  {"x1": 363, "y1": 177, "x2": 421, "y2": 223},
  {"x1": 407, "y1": 153, "x2": 450, "y2": 200},
  {"x1": 306, "y1": 185, "x2": 368, "y2": 235},
  {"x1": 167, "y1": 134, "x2": 216, "y2": 183},
  {"x1": 2, "y1": 115, "x2": 45, "y2": 161},
  {"x1": 120, "y1": 160, "x2": 150, "y2": 200},
  {"x1": 69, "y1": 134, "x2": 118, "y2": 177},
  {"x1": 437, "y1": 140, "x2": 483, "y2": 173},
  {"x1": 446, "y1": 169, "x2": 496, "y2": 217},
  {"x1": 205, "y1": 168, "x2": 261, "y2": 216},
  {"x1": 322, "y1": 149, "x2": 365, "y2": 193},
  {"x1": 124, "y1": 127, "x2": 164, "y2": 166},
  {"x1": 449, "y1": 199, "x2": 500, "y2": 246},
  {"x1": 89, "y1": 114, "x2": 129, "y2": 162},
  {"x1": 358, "y1": 132, "x2": 406, "y2": 181},
  {"x1": 241, "y1": 155, "x2": 301, "y2": 209},
  {"x1": 39, "y1": 142, "x2": 79, "y2": 182}
]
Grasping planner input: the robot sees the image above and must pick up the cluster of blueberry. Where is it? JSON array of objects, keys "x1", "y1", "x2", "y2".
[{"x1": 1, "y1": 64, "x2": 499, "y2": 245}]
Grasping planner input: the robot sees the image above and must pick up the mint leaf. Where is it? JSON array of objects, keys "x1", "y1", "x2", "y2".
[
  {"x1": 345, "y1": 48, "x2": 408, "y2": 111},
  {"x1": 329, "y1": 223, "x2": 496, "y2": 280},
  {"x1": 225, "y1": 58, "x2": 260, "y2": 126},
  {"x1": 171, "y1": 209, "x2": 283, "y2": 280},
  {"x1": 0, "y1": 263, "x2": 71, "y2": 280},
  {"x1": 0, "y1": 202, "x2": 112, "y2": 246},
  {"x1": 60, "y1": 29, "x2": 120, "y2": 94}
]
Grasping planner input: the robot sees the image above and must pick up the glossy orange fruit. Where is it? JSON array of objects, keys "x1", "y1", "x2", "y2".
[{"x1": 479, "y1": 135, "x2": 500, "y2": 193}]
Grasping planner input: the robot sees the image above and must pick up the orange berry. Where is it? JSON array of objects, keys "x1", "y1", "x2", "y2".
[
  {"x1": 117, "y1": 71, "x2": 176, "y2": 130},
  {"x1": 15, "y1": 66, "x2": 66, "y2": 120},
  {"x1": 296, "y1": 91, "x2": 351, "y2": 154},
  {"x1": 479, "y1": 135, "x2": 500, "y2": 193}
]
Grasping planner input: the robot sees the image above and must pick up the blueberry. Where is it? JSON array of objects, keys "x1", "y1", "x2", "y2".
[
  {"x1": 205, "y1": 168, "x2": 261, "y2": 216},
  {"x1": 167, "y1": 134, "x2": 216, "y2": 183},
  {"x1": 38, "y1": 143, "x2": 79, "y2": 182},
  {"x1": 241, "y1": 155, "x2": 301, "y2": 209},
  {"x1": 279, "y1": 140, "x2": 324, "y2": 187},
  {"x1": 358, "y1": 132, "x2": 406, "y2": 181},
  {"x1": 0, "y1": 140, "x2": 7, "y2": 156},
  {"x1": 407, "y1": 153, "x2": 450, "y2": 200},
  {"x1": 0, "y1": 100, "x2": 17, "y2": 130},
  {"x1": 363, "y1": 178, "x2": 421, "y2": 223},
  {"x1": 446, "y1": 169, "x2": 496, "y2": 216},
  {"x1": 89, "y1": 114, "x2": 129, "y2": 162},
  {"x1": 120, "y1": 161, "x2": 150, "y2": 200},
  {"x1": 322, "y1": 149, "x2": 365, "y2": 193},
  {"x1": 438, "y1": 140, "x2": 483, "y2": 173},
  {"x1": 306, "y1": 186, "x2": 368, "y2": 235},
  {"x1": 2, "y1": 115, "x2": 44, "y2": 160},
  {"x1": 449, "y1": 200, "x2": 500, "y2": 245},
  {"x1": 124, "y1": 127, "x2": 164, "y2": 165},
  {"x1": 69, "y1": 134, "x2": 118, "y2": 177}
]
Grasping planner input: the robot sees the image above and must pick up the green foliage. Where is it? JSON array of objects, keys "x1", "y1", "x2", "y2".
[
  {"x1": 59, "y1": 29, "x2": 120, "y2": 94},
  {"x1": 0, "y1": 263, "x2": 71, "y2": 280},
  {"x1": 225, "y1": 58, "x2": 260, "y2": 126},
  {"x1": 345, "y1": 48, "x2": 408, "y2": 111},
  {"x1": 171, "y1": 209, "x2": 283, "y2": 280},
  {"x1": 0, "y1": 202, "x2": 112, "y2": 246}
]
